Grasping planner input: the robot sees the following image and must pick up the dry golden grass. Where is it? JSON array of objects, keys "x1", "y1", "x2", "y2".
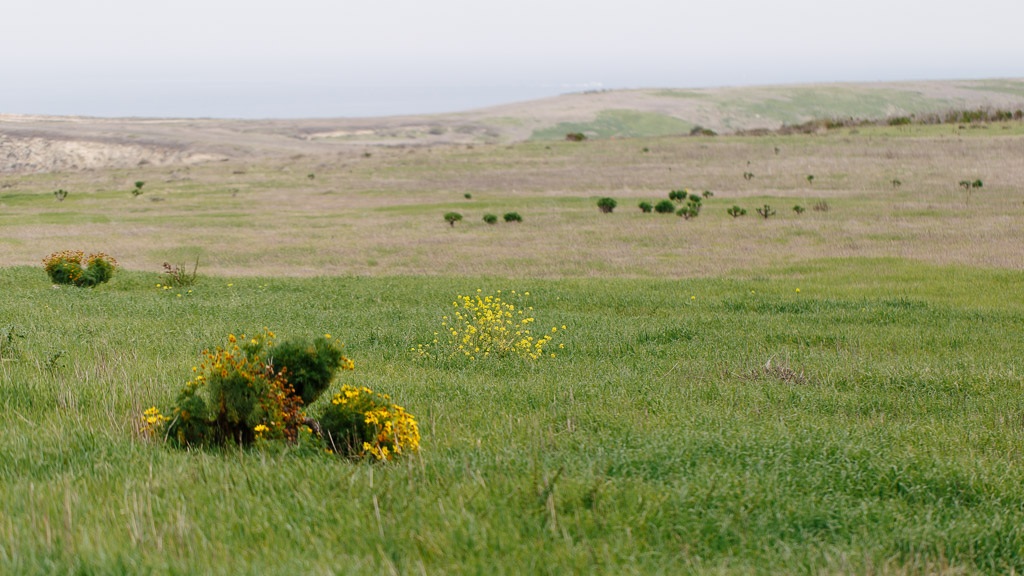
[{"x1": 2, "y1": 123, "x2": 1023, "y2": 278}]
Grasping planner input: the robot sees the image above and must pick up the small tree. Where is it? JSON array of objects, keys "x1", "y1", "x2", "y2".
[
  {"x1": 132, "y1": 181, "x2": 145, "y2": 197},
  {"x1": 726, "y1": 205, "x2": 747, "y2": 218},
  {"x1": 743, "y1": 172, "x2": 755, "y2": 181},
  {"x1": 638, "y1": 201, "x2": 653, "y2": 213},
  {"x1": 597, "y1": 197, "x2": 618, "y2": 213},
  {"x1": 503, "y1": 212, "x2": 522, "y2": 223},
  {"x1": 53, "y1": 189, "x2": 68, "y2": 202},
  {"x1": 806, "y1": 174, "x2": 815, "y2": 185},
  {"x1": 654, "y1": 200, "x2": 676, "y2": 214},
  {"x1": 482, "y1": 214, "x2": 498, "y2": 224},
  {"x1": 444, "y1": 212, "x2": 463, "y2": 227},
  {"x1": 756, "y1": 205, "x2": 776, "y2": 220},
  {"x1": 793, "y1": 205, "x2": 806, "y2": 215},
  {"x1": 702, "y1": 190, "x2": 714, "y2": 199},
  {"x1": 891, "y1": 178, "x2": 902, "y2": 189},
  {"x1": 565, "y1": 132, "x2": 586, "y2": 142},
  {"x1": 307, "y1": 173, "x2": 316, "y2": 180},
  {"x1": 668, "y1": 189, "x2": 688, "y2": 203}
]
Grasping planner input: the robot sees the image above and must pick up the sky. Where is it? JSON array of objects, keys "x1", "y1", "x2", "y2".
[{"x1": 2, "y1": 0, "x2": 1023, "y2": 118}]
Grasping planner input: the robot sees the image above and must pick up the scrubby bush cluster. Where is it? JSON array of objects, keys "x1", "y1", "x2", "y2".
[
  {"x1": 635, "y1": 189, "x2": 708, "y2": 220},
  {"x1": 143, "y1": 330, "x2": 418, "y2": 461},
  {"x1": 741, "y1": 107, "x2": 1024, "y2": 136},
  {"x1": 43, "y1": 250, "x2": 117, "y2": 287}
]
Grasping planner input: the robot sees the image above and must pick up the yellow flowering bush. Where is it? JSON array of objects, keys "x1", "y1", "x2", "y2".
[
  {"x1": 416, "y1": 290, "x2": 565, "y2": 361},
  {"x1": 43, "y1": 250, "x2": 117, "y2": 287},
  {"x1": 144, "y1": 329, "x2": 419, "y2": 460},
  {"x1": 317, "y1": 385, "x2": 420, "y2": 461}
]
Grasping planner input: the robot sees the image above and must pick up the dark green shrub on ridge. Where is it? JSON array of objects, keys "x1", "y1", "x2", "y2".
[
  {"x1": 654, "y1": 200, "x2": 676, "y2": 214},
  {"x1": 597, "y1": 197, "x2": 617, "y2": 213}
]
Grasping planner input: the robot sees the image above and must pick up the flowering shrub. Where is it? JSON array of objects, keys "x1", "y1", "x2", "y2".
[
  {"x1": 163, "y1": 329, "x2": 302, "y2": 447},
  {"x1": 318, "y1": 385, "x2": 420, "y2": 461},
  {"x1": 416, "y1": 290, "x2": 565, "y2": 361},
  {"x1": 43, "y1": 250, "x2": 117, "y2": 287},
  {"x1": 144, "y1": 330, "x2": 418, "y2": 461}
]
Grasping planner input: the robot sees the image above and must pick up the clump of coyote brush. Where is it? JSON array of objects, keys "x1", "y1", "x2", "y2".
[
  {"x1": 43, "y1": 250, "x2": 117, "y2": 287},
  {"x1": 142, "y1": 329, "x2": 419, "y2": 461}
]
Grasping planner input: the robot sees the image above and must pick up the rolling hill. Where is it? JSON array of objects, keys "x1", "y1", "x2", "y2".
[{"x1": 3, "y1": 78, "x2": 1024, "y2": 173}]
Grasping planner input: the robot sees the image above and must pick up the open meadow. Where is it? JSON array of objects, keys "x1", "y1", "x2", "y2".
[{"x1": 2, "y1": 113, "x2": 1024, "y2": 573}]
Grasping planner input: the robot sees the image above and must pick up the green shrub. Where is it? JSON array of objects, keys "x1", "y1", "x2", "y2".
[
  {"x1": 317, "y1": 386, "x2": 420, "y2": 461},
  {"x1": 271, "y1": 336, "x2": 350, "y2": 405},
  {"x1": 727, "y1": 205, "x2": 747, "y2": 218},
  {"x1": 132, "y1": 181, "x2": 145, "y2": 197},
  {"x1": 702, "y1": 190, "x2": 714, "y2": 199},
  {"x1": 793, "y1": 205, "x2": 806, "y2": 214},
  {"x1": 53, "y1": 189, "x2": 68, "y2": 202},
  {"x1": 444, "y1": 212, "x2": 463, "y2": 227},
  {"x1": 597, "y1": 197, "x2": 617, "y2": 213},
  {"x1": 654, "y1": 200, "x2": 675, "y2": 214},
  {"x1": 638, "y1": 201, "x2": 653, "y2": 213},
  {"x1": 483, "y1": 214, "x2": 498, "y2": 224},
  {"x1": 756, "y1": 204, "x2": 777, "y2": 220},
  {"x1": 668, "y1": 189, "x2": 688, "y2": 203},
  {"x1": 565, "y1": 132, "x2": 586, "y2": 142},
  {"x1": 42, "y1": 250, "x2": 117, "y2": 287},
  {"x1": 504, "y1": 212, "x2": 522, "y2": 223},
  {"x1": 158, "y1": 330, "x2": 354, "y2": 448},
  {"x1": 464, "y1": 193, "x2": 472, "y2": 199}
]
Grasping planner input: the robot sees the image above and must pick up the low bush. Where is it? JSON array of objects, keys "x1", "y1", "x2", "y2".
[
  {"x1": 638, "y1": 201, "x2": 653, "y2": 213},
  {"x1": 483, "y1": 214, "x2": 498, "y2": 224},
  {"x1": 144, "y1": 330, "x2": 417, "y2": 461},
  {"x1": 319, "y1": 386, "x2": 420, "y2": 460},
  {"x1": 504, "y1": 212, "x2": 523, "y2": 223},
  {"x1": 597, "y1": 197, "x2": 617, "y2": 213},
  {"x1": 415, "y1": 290, "x2": 565, "y2": 361},
  {"x1": 654, "y1": 200, "x2": 675, "y2": 214},
  {"x1": 444, "y1": 212, "x2": 463, "y2": 227},
  {"x1": 43, "y1": 250, "x2": 117, "y2": 287}
]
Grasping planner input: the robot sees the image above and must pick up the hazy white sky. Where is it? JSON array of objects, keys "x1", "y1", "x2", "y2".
[{"x1": 3, "y1": 0, "x2": 1022, "y2": 117}]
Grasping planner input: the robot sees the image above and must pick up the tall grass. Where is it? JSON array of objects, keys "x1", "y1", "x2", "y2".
[{"x1": 1, "y1": 260, "x2": 1022, "y2": 573}]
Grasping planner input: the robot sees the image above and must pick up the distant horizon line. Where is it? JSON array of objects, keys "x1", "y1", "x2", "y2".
[{"x1": 2, "y1": 75, "x2": 1022, "y2": 122}]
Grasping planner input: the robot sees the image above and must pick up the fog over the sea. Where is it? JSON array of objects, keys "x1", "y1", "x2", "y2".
[{"x1": 3, "y1": 0, "x2": 1022, "y2": 118}]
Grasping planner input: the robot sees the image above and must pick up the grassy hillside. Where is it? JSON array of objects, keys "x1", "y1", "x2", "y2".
[
  {"x1": 2, "y1": 262, "x2": 1023, "y2": 573},
  {"x1": 3, "y1": 106, "x2": 1024, "y2": 573}
]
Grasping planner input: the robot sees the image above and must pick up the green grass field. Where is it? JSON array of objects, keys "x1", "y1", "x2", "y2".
[
  {"x1": 1, "y1": 258, "x2": 1023, "y2": 574},
  {"x1": 3, "y1": 118, "x2": 1024, "y2": 573}
]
